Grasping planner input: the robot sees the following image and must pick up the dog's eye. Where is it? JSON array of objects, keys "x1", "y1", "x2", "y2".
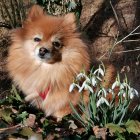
[
  {"x1": 34, "y1": 37, "x2": 41, "y2": 42},
  {"x1": 52, "y1": 41, "x2": 61, "y2": 49}
]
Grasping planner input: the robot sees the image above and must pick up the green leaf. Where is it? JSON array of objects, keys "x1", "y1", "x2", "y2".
[
  {"x1": 115, "y1": 131, "x2": 125, "y2": 140},
  {"x1": 11, "y1": 85, "x2": 23, "y2": 102},
  {"x1": 70, "y1": 102, "x2": 86, "y2": 128},
  {"x1": 0, "y1": 108, "x2": 13, "y2": 124},
  {"x1": 125, "y1": 120, "x2": 140, "y2": 135},
  {"x1": 19, "y1": 127, "x2": 35, "y2": 137},
  {"x1": 43, "y1": 119, "x2": 49, "y2": 127},
  {"x1": 88, "y1": 135, "x2": 97, "y2": 140},
  {"x1": 90, "y1": 93, "x2": 96, "y2": 116},
  {"x1": 16, "y1": 111, "x2": 28, "y2": 122},
  {"x1": 105, "y1": 123, "x2": 126, "y2": 135}
]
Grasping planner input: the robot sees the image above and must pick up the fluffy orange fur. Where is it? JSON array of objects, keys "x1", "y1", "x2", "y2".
[{"x1": 7, "y1": 5, "x2": 90, "y2": 119}]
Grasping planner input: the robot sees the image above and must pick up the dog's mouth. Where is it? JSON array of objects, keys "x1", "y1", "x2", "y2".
[{"x1": 35, "y1": 47, "x2": 62, "y2": 64}]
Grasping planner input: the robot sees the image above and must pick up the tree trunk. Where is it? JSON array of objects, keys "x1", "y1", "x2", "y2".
[{"x1": 80, "y1": 0, "x2": 140, "y2": 94}]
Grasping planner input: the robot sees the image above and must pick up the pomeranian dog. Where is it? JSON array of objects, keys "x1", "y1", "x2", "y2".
[{"x1": 7, "y1": 5, "x2": 90, "y2": 119}]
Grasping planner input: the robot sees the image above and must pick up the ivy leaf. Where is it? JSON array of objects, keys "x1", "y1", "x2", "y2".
[
  {"x1": 125, "y1": 120, "x2": 140, "y2": 135},
  {"x1": 105, "y1": 123, "x2": 126, "y2": 136}
]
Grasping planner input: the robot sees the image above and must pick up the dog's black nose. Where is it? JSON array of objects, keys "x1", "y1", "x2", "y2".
[{"x1": 39, "y1": 47, "x2": 50, "y2": 58}]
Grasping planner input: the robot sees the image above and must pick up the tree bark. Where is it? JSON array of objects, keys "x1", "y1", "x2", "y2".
[{"x1": 80, "y1": 0, "x2": 140, "y2": 94}]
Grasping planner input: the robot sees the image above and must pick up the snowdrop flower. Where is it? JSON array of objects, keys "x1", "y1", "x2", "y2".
[
  {"x1": 92, "y1": 76, "x2": 97, "y2": 87},
  {"x1": 128, "y1": 88, "x2": 139, "y2": 99},
  {"x1": 69, "y1": 83, "x2": 75, "y2": 92},
  {"x1": 78, "y1": 81, "x2": 87, "y2": 92},
  {"x1": 69, "y1": 83, "x2": 80, "y2": 92},
  {"x1": 76, "y1": 73, "x2": 86, "y2": 80},
  {"x1": 98, "y1": 67, "x2": 105, "y2": 76},
  {"x1": 108, "y1": 88, "x2": 114, "y2": 95},
  {"x1": 94, "y1": 67, "x2": 105, "y2": 76},
  {"x1": 86, "y1": 77, "x2": 91, "y2": 83},
  {"x1": 84, "y1": 84, "x2": 94, "y2": 93},
  {"x1": 96, "y1": 76, "x2": 102, "y2": 81},
  {"x1": 118, "y1": 90, "x2": 124, "y2": 96},
  {"x1": 96, "y1": 97, "x2": 110, "y2": 107},
  {"x1": 122, "y1": 82, "x2": 130, "y2": 89},
  {"x1": 97, "y1": 89, "x2": 103, "y2": 97},
  {"x1": 97, "y1": 88, "x2": 107, "y2": 97},
  {"x1": 112, "y1": 81, "x2": 120, "y2": 89},
  {"x1": 123, "y1": 92, "x2": 126, "y2": 98},
  {"x1": 102, "y1": 88, "x2": 107, "y2": 97},
  {"x1": 129, "y1": 92, "x2": 134, "y2": 99},
  {"x1": 120, "y1": 84, "x2": 124, "y2": 90},
  {"x1": 77, "y1": 72, "x2": 90, "y2": 82},
  {"x1": 78, "y1": 81, "x2": 93, "y2": 93},
  {"x1": 133, "y1": 88, "x2": 139, "y2": 96},
  {"x1": 78, "y1": 75, "x2": 91, "y2": 92},
  {"x1": 93, "y1": 69, "x2": 98, "y2": 75}
]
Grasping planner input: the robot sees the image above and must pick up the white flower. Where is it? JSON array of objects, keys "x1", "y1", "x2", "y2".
[
  {"x1": 92, "y1": 77, "x2": 97, "y2": 86},
  {"x1": 98, "y1": 67, "x2": 105, "y2": 76},
  {"x1": 69, "y1": 83, "x2": 80, "y2": 92},
  {"x1": 78, "y1": 81, "x2": 87, "y2": 92},
  {"x1": 84, "y1": 84, "x2": 93, "y2": 93},
  {"x1": 85, "y1": 77, "x2": 91, "y2": 83},
  {"x1": 108, "y1": 88, "x2": 114, "y2": 95},
  {"x1": 128, "y1": 88, "x2": 139, "y2": 99},
  {"x1": 133, "y1": 89, "x2": 139, "y2": 96},
  {"x1": 78, "y1": 75, "x2": 92, "y2": 93},
  {"x1": 76, "y1": 73, "x2": 86, "y2": 80},
  {"x1": 130, "y1": 92, "x2": 134, "y2": 99},
  {"x1": 93, "y1": 69, "x2": 98, "y2": 75},
  {"x1": 122, "y1": 83, "x2": 130, "y2": 89},
  {"x1": 112, "y1": 81, "x2": 120, "y2": 89},
  {"x1": 78, "y1": 80, "x2": 93, "y2": 93},
  {"x1": 102, "y1": 88, "x2": 107, "y2": 97},
  {"x1": 69, "y1": 83, "x2": 75, "y2": 92},
  {"x1": 123, "y1": 92, "x2": 126, "y2": 98},
  {"x1": 96, "y1": 76, "x2": 102, "y2": 81},
  {"x1": 118, "y1": 90, "x2": 124, "y2": 96},
  {"x1": 94, "y1": 67, "x2": 104, "y2": 76},
  {"x1": 120, "y1": 84, "x2": 124, "y2": 90},
  {"x1": 97, "y1": 88, "x2": 107, "y2": 97},
  {"x1": 96, "y1": 97, "x2": 110, "y2": 107},
  {"x1": 97, "y1": 89, "x2": 103, "y2": 97}
]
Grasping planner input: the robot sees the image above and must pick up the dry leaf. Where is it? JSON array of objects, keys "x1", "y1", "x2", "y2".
[
  {"x1": 68, "y1": 120, "x2": 78, "y2": 130},
  {"x1": 24, "y1": 114, "x2": 36, "y2": 127},
  {"x1": 92, "y1": 126, "x2": 107, "y2": 140}
]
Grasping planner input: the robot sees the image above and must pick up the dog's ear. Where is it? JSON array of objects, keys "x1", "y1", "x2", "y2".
[
  {"x1": 27, "y1": 5, "x2": 45, "y2": 22},
  {"x1": 64, "y1": 13, "x2": 76, "y2": 29}
]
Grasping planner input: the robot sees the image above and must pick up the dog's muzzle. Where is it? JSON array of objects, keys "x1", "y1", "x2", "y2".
[{"x1": 38, "y1": 47, "x2": 52, "y2": 59}]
